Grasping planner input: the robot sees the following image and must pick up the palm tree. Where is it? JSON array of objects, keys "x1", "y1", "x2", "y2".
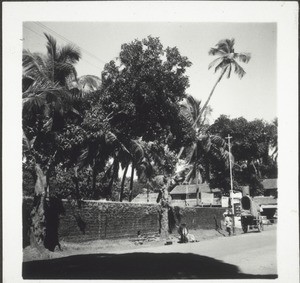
[
  {"x1": 177, "y1": 39, "x2": 250, "y2": 162},
  {"x1": 119, "y1": 139, "x2": 145, "y2": 202},
  {"x1": 177, "y1": 95, "x2": 213, "y2": 204},
  {"x1": 77, "y1": 75, "x2": 102, "y2": 95},
  {"x1": 180, "y1": 96, "x2": 202, "y2": 130},
  {"x1": 23, "y1": 33, "x2": 83, "y2": 129},
  {"x1": 22, "y1": 34, "x2": 82, "y2": 249},
  {"x1": 23, "y1": 33, "x2": 81, "y2": 89},
  {"x1": 178, "y1": 95, "x2": 212, "y2": 155},
  {"x1": 194, "y1": 38, "x2": 251, "y2": 128},
  {"x1": 181, "y1": 133, "x2": 233, "y2": 204}
]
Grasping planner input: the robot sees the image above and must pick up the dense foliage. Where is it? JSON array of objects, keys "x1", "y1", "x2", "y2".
[
  {"x1": 209, "y1": 115, "x2": 278, "y2": 195},
  {"x1": 22, "y1": 34, "x2": 275, "y2": 250},
  {"x1": 100, "y1": 36, "x2": 195, "y2": 151},
  {"x1": 23, "y1": 35, "x2": 195, "y2": 203}
]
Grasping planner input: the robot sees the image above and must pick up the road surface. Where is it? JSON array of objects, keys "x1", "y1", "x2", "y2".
[
  {"x1": 23, "y1": 226, "x2": 277, "y2": 279},
  {"x1": 126, "y1": 226, "x2": 277, "y2": 276}
]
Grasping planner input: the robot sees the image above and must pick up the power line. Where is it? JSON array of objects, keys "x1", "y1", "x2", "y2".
[
  {"x1": 23, "y1": 23, "x2": 103, "y2": 72},
  {"x1": 23, "y1": 25, "x2": 45, "y2": 40},
  {"x1": 34, "y1": 22, "x2": 107, "y2": 65}
]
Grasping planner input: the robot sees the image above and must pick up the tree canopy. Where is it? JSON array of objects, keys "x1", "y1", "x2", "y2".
[
  {"x1": 100, "y1": 36, "x2": 195, "y2": 151},
  {"x1": 209, "y1": 115, "x2": 278, "y2": 195}
]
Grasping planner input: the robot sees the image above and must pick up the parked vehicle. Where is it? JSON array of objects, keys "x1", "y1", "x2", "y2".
[{"x1": 240, "y1": 195, "x2": 263, "y2": 233}]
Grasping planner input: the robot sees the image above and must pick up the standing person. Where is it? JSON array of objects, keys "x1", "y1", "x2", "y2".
[{"x1": 224, "y1": 214, "x2": 232, "y2": 236}]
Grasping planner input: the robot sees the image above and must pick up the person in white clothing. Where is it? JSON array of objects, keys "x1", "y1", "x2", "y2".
[{"x1": 224, "y1": 215, "x2": 232, "y2": 236}]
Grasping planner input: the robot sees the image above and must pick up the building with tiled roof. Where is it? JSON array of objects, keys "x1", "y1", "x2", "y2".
[{"x1": 170, "y1": 183, "x2": 222, "y2": 207}]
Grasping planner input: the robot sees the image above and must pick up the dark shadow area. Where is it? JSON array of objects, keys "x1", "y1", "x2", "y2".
[
  {"x1": 44, "y1": 196, "x2": 65, "y2": 251},
  {"x1": 23, "y1": 252, "x2": 278, "y2": 279}
]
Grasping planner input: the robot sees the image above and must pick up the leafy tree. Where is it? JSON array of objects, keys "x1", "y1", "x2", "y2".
[
  {"x1": 100, "y1": 36, "x2": 194, "y2": 151},
  {"x1": 73, "y1": 104, "x2": 123, "y2": 199},
  {"x1": 97, "y1": 36, "x2": 195, "y2": 203},
  {"x1": 209, "y1": 115, "x2": 278, "y2": 195}
]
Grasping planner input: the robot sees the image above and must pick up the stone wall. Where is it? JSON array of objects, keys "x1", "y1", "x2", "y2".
[
  {"x1": 59, "y1": 200, "x2": 161, "y2": 242},
  {"x1": 170, "y1": 206, "x2": 226, "y2": 232},
  {"x1": 23, "y1": 198, "x2": 226, "y2": 245}
]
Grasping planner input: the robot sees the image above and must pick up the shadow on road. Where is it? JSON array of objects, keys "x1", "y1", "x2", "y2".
[
  {"x1": 23, "y1": 252, "x2": 277, "y2": 279},
  {"x1": 23, "y1": 253, "x2": 277, "y2": 279}
]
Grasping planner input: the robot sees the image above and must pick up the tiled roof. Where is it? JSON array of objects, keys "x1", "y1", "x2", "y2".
[
  {"x1": 261, "y1": 178, "x2": 277, "y2": 190},
  {"x1": 253, "y1": 196, "x2": 277, "y2": 205},
  {"x1": 170, "y1": 183, "x2": 220, "y2": 195}
]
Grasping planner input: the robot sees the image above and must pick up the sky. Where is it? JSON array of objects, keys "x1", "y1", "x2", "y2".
[{"x1": 23, "y1": 21, "x2": 277, "y2": 123}]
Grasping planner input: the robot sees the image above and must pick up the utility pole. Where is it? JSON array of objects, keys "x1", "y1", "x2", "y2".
[
  {"x1": 196, "y1": 144, "x2": 200, "y2": 206},
  {"x1": 226, "y1": 134, "x2": 235, "y2": 234}
]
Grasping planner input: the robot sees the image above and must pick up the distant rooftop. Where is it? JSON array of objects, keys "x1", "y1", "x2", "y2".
[
  {"x1": 170, "y1": 183, "x2": 221, "y2": 195},
  {"x1": 253, "y1": 196, "x2": 277, "y2": 206},
  {"x1": 261, "y1": 179, "x2": 277, "y2": 190},
  {"x1": 131, "y1": 193, "x2": 159, "y2": 204}
]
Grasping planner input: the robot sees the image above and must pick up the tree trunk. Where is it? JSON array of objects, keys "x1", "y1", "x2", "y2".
[
  {"x1": 177, "y1": 68, "x2": 226, "y2": 160},
  {"x1": 92, "y1": 165, "x2": 98, "y2": 199},
  {"x1": 160, "y1": 202, "x2": 169, "y2": 239},
  {"x1": 30, "y1": 163, "x2": 47, "y2": 249},
  {"x1": 120, "y1": 164, "x2": 129, "y2": 202},
  {"x1": 128, "y1": 162, "x2": 135, "y2": 202},
  {"x1": 160, "y1": 179, "x2": 172, "y2": 240},
  {"x1": 196, "y1": 171, "x2": 200, "y2": 206},
  {"x1": 106, "y1": 159, "x2": 119, "y2": 200},
  {"x1": 193, "y1": 68, "x2": 226, "y2": 128},
  {"x1": 73, "y1": 166, "x2": 81, "y2": 208}
]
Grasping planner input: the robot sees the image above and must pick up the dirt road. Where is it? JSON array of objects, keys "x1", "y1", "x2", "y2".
[
  {"x1": 23, "y1": 226, "x2": 277, "y2": 279},
  {"x1": 125, "y1": 226, "x2": 277, "y2": 276}
]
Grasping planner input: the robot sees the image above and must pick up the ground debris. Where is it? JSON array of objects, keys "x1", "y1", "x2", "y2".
[{"x1": 130, "y1": 234, "x2": 160, "y2": 245}]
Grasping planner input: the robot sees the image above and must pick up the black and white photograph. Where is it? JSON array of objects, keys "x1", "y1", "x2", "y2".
[{"x1": 2, "y1": 1, "x2": 299, "y2": 282}]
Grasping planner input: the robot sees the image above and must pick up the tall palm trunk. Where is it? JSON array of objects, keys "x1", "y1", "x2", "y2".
[
  {"x1": 193, "y1": 68, "x2": 227, "y2": 128},
  {"x1": 128, "y1": 162, "x2": 135, "y2": 202},
  {"x1": 120, "y1": 164, "x2": 129, "y2": 202},
  {"x1": 177, "y1": 68, "x2": 226, "y2": 160}
]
